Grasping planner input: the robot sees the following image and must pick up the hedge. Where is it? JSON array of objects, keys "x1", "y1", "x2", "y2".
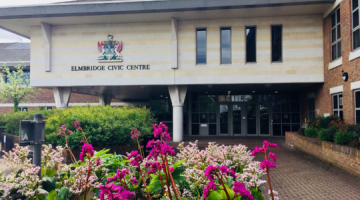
[{"x1": 45, "y1": 106, "x2": 156, "y2": 149}]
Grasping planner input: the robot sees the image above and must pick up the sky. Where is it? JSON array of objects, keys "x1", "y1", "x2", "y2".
[{"x1": 0, "y1": 0, "x2": 74, "y2": 43}]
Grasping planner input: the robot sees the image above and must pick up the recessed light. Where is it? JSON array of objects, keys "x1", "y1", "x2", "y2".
[
  {"x1": 252, "y1": 91, "x2": 256, "y2": 93},
  {"x1": 160, "y1": 95, "x2": 163, "y2": 97},
  {"x1": 166, "y1": 97, "x2": 168, "y2": 98},
  {"x1": 275, "y1": 91, "x2": 278, "y2": 94}
]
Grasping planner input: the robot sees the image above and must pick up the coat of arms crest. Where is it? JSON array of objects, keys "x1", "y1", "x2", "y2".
[{"x1": 97, "y1": 35, "x2": 123, "y2": 61}]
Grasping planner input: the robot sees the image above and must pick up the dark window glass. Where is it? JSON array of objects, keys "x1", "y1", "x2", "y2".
[
  {"x1": 209, "y1": 113, "x2": 216, "y2": 123},
  {"x1": 337, "y1": 25, "x2": 341, "y2": 39},
  {"x1": 354, "y1": 29, "x2": 360, "y2": 50},
  {"x1": 339, "y1": 94, "x2": 343, "y2": 109},
  {"x1": 200, "y1": 113, "x2": 208, "y2": 123},
  {"x1": 282, "y1": 113, "x2": 290, "y2": 123},
  {"x1": 209, "y1": 124, "x2": 217, "y2": 135},
  {"x1": 356, "y1": 91, "x2": 360, "y2": 108},
  {"x1": 192, "y1": 124, "x2": 199, "y2": 135},
  {"x1": 271, "y1": 25, "x2": 282, "y2": 62},
  {"x1": 191, "y1": 102, "x2": 199, "y2": 112},
  {"x1": 354, "y1": 10, "x2": 359, "y2": 28},
  {"x1": 196, "y1": 29, "x2": 207, "y2": 64},
  {"x1": 292, "y1": 124, "x2": 300, "y2": 132},
  {"x1": 291, "y1": 113, "x2": 300, "y2": 123},
  {"x1": 273, "y1": 124, "x2": 282, "y2": 136},
  {"x1": 353, "y1": 0, "x2": 359, "y2": 11},
  {"x1": 246, "y1": 27, "x2": 256, "y2": 62},
  {"x1": 273, "y1": 113, "x2": 281, "y2": 123},
  {"x1": 340, "y1": 111, "x2": 343, "y2": 120},
  {"x1": 357, "y1": 110, "x2": 360, "y2": 124},
  {"x1": 332, "y1": 45, "x2": 337, "y2": 60},
  {"x1": 332, "y1": 28, "x2": 337, "y2": 43},
  {"x1": 291, "y1": 92, "x2": 300, "y2": 101},
  {"x1": 334, "y1": 111, "x2": 338, "y2": 117},
  {"x1": 331, "y1": 12, "x2": 336, "y2": 27},
  {"x1": 272, "y1": 102, "x2": 281, "y2": 113},
  {"x1": 337, "y1": 41, "x2": 342, "y2": 58},
  {"x1": 282, "y1": 102, "x2": 291, "y2": 112},
  {"x1": 291, "y1": 102, "x2": 300, "y2": 112},
  {"x1": 337, "y1": 8, "x2": 340, "y2": 24},
  {"x1": 333, "y1": 95, "x2": 338, "y2": 109},
  {"x1": 192, "y1": 114, "x2": 199, "y2": 123},
  {"x1": 282, "y1": 124, "x2": 291, "y2": 136},
  {"x1": 221, "y1": 28, "x2": 231, "y2": 64}
]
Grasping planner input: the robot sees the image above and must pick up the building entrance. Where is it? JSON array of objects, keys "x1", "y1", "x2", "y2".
[{"x1": 218, "y1": 102, "x2": 271, "y2": 136}]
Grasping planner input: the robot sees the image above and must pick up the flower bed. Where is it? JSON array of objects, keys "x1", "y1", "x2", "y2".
[
  {"x1": 286, "y1": 132, "x2": 360, "y2": 177},
  {"x1": 0, "y1": 121, "x2": 282, "y2": 200}
]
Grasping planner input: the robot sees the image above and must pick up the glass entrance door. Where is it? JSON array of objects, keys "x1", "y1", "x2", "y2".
[
  {"x1": 259, "y1": 103, "x2": 270, "y2": 135},
  {"x1": 247, "y1": 103, "x2": 257, "y2": 135},
  {"x1": 219, "y1": 104, "x2": 229, "y2": 135},
  {"x1": 232, "y1": 104, "x2": 243, "y2": 135}
]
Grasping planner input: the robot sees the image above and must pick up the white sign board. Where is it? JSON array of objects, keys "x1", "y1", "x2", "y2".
[
  {"x1": 324, "y1": 113, "x2": 330, "y2": 117},
  {"x1": 3, "y1": 135, "x2": 6, "y2": 143}
]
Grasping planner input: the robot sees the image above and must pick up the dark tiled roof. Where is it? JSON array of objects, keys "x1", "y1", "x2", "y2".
[{"x1": 0, "y1": 43, "x2": 30, "y2": 62}]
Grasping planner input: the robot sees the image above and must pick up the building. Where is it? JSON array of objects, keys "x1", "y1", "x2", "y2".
[{"x1": 0, "y1": 0, "x2": 358, "y2": 142}]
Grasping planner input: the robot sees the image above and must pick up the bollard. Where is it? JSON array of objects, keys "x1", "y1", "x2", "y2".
[{"x1": 20, "y1": 114, "x2": 46, "y2": 177}]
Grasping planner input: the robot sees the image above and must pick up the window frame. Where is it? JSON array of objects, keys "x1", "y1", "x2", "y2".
[
  {"x1": 352, "y1": 0, "x2": 360, "y2": 51},
  {"x1": 355, "y1": 90, "x2": 360, "y2": 124},
  {"x1": 331, "y1": 7, "x2": 342, "y2": 61},
  {"x1": 220, "y1": 27, "x2": 232, "y2": 64},
  {"x1": 332, "y1": 93, "x2": 343, "y2": 120},
  {"x1": 196, "y1": 28, "x2": 207, "y2": 64},
  {"x1": 271, "y1": 25, "x2": 283, "y2": 62},
  {"x1": 245, "y1": 26, "x2": 257, "y2": 63}
]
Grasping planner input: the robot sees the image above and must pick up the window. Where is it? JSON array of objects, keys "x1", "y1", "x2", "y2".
[
  {"x1": 221, "y1": 27, "x2": 231, "y2": 64},
  {"x1": 353, "y1": 0, "x2": 360, "y2": 50},
  {"x1": 20, "y1": 107, "x2": 28, "y2": 112},
  {"x1": 246, "y1": 26, "x2": 256, "y2": 62},
  {"x1": 5, "y1": 70, "x2": 30, "y2": 84},
  {"x1": 40, "y1": 106, "x2": 53, "y2": 110},
  {"x1": 196, "y1": 28, "x2": 207, "y2": 64},
  {"x1": 355, "y1": 90, "x2": 360, "y2": 124},
  {"x1": 331, "y1": 8, "x2": 341, "y2": 60},
  {"x1": 309, "y1": 98, "x2": 315, "y2": 120},
  {"x1": 333, "y1": 93, "x2": 343, "y2": 120},
  {"x1": 271, "y1": 25, "x2": 283, "y2": 62}
]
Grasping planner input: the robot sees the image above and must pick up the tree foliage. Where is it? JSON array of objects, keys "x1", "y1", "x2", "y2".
[{"x1": 0, "y1": 64, "x2": 39, "y2": 112}]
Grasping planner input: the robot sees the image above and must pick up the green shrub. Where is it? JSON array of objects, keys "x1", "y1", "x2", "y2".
[
  {"x1": 318, "y1": 127, "x2": 337, "y2": 142},
  {"x1": 334, "y1": 130, "x2": 359, "y2": 145},
  {"x1": 45, "y1": 106, "x2": 156, "y2": 150},
  {"x1": 308, "y1": 115, "x2": 340, "y2": 129},
  {"x1": 304, "y1": 127, "x2": 318, "y2": 138},
  {"x1": 0, "y1": 109, "x2": 55, "y2": 135}
]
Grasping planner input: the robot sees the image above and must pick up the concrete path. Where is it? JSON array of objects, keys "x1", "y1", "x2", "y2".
[{"x1": 177, "y1": 137, "x2": 360, "y2": 200}]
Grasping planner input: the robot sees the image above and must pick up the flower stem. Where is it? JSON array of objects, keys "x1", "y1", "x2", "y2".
[
  {"x1": 216, "y1": 174, "x2": 230, "y2": 200},
  {"x1": 266, "y1": 167, "x2": 275, "y2": 200},
  {"x1": 136, "y1": 138, "x2": 144, "y2": 158},
  {"x1": 81, "y1": 129, "x2": 89, "y2": 144},
  {"x1": 83, "y1": 156, "x2": 91, "y2": 200},
  {"x1": 158, "y1": 172, "x2": 166, "y2": 197},
  {"x1": 164, "y1": 156, "x2": 181, "y2": 200},
  {"x1": 139, "y1": 167, "x2": 152, "y2": 200}
]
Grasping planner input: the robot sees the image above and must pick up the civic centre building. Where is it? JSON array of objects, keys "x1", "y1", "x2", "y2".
[{"x1": 1, "y1": 0, "x2": 360, "y2": 142}]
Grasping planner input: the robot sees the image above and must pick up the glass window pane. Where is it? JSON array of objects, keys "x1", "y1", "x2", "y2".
[
  {"x1": 291, "y1": 102, "x2": 300, "y2": 112},
  {"x1": 336, "y1": 8, "x2": 340, "y2": 24},
  {"x1": 192, "y1": 114, "x2": 199, "y2": 123},
  {"x1": 340, "y1": 111, "x2": 343, "y2": 120},
  {"x1": 246, "y1": 27, "x2": 256, "y2": 62},
  {"x1": 292, "y1": 124, "x2": 300, "y2": 132},
  {"x1": 221, "y1": 28, "x2": 231, "y2": 64},
  {"x1": 209, "y1": 113, "x2": 217, "y2": 123},
  {"x1": 332, "y1": 28, "x2": 337, "y2": 43},
  {"x1": 282, "y1": 124, "x2": 291, "y2": 136},
  {"x1": 273, "y1": 124, "x2": 282, "y2": 136},
  {"x1": 353, "y1": 10, "x2": 359, "y2": 28},
  {"x1": 339, "y1": 94, "x2": 343, "y2": 109},
  {"x1": 334, "y1": 111, "x2": 338, "y2": 117},
  {"x1": 273, "y1": 113, "x2": 281, "y2": 123},
  {"x1": 356, "y1": 110, "x2": 360, "y2": 124},
  {"x1": 291, "y1": 113, "x2": 300, "y2": 123},
  {"x1": 282, "y1": 113, "x2": 291, "y2": 123},
  {"x1": 209, "y1": 124, "x2": 217, "y2": 135},
  {"x1": 192, "y1": 124, "x2": 199, "y2": 135},
  {"x1": 333, "y1": 95, "x2": 338, "y2": 109},
  {"x1": 337, "y1": 25, "x2": 341, "y2": 39},
  {"x1": 354, "y1": 29, "x2": 360, "y2": 50},
  {"x1": 196, "y1": 29, "x2": 207, "y2": 64},
  {"x1": 272, "y1": 102, "x2": 282, "y2": 113},
  {"x1": 271, "y1": 25, "x2": 282, "y2": 62},
  {"x1": 331, "y1": 12, "x2": 336, "y2": 27},
  {"x1": 192, "y1": 102, "x2": 199, "y2": 112},
  {"x1": 200, "y1": 113, "x2": 208, "y2": 123},
  {"x1": 337, "y1": 41, "x2": 342, "y2": 58},
  {"x1": 282, "y1": 102, "x2": 291, "y2": 112},
  {"x1": 356, "y1": 91, "x2": 360, "y2": 108},
  {"x1": 353, "y1": 0, "x2": 359, "y2": 10},
  {"x1": 332, "y1": 44, "x2": 337, "y2": 60}
]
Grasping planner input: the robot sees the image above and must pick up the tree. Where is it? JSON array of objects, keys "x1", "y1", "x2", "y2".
[{"x1": 0, "y1": 64, "x2": 39, "y2": 112}]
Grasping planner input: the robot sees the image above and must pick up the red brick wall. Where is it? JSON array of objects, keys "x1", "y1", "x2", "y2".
[
  {"x1": 301, "y1": 0, "x2": 360, "y2": 124},
  {"x1": 286, "y1": 132, "x2": 360, "y2": 177}
]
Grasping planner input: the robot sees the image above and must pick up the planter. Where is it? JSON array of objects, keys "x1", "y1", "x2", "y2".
[{"x1": 286, "y1": 132, "x2": 360, "y2": 177}]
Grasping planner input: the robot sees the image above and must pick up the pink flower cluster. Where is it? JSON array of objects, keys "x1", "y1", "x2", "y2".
[
  {"x1": 233, "y1": 181, "x2": 253, "y2": 200},
  {"x1": 79, "y1": 143, "x2": 94, "y2": 162},
  {"x1": 203, "y1": 180, "x2": 216, "y2": 199},
  {"x1": 99, "y1": 183, "x2": 135, "y2": 200},
  {"x1": 204, "y1": 165, "x2": 236, "y2": 181},
  {"x1": 146, "y1": 140, "x2": 175, "y2": 160},
  {"x1": 127, "y1": 151, "x2": 143, "y2": 166},
  {"x1": 252, "y1": 140, "x2": 279, "y2": 170},
  {"x1": 57, "y1": 124, "x2": 72, "y2": 136},
  {"x1": 145, "y1": 162, "x2": 163, "y2": 175},
  {"x1": 130, "y1": 128, "x2": 141, "y2": 139},
  {"x1": 251, "y1": 140, "x2": 278, "y2": 156},
  {"x1": 106, "y1": 169, "x2": 130, "y2": 184},
  {"x1": 153, "y1": 122, "x2": 171, "y2": 142},
  {"x1": 74, "y1": 121, "x2": 83, "y2": 131}
]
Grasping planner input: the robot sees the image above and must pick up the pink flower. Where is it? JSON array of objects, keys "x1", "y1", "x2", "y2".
[
  {"x1": 79, "y1": 143, "x2": 94, "y2": 162},
  {"x1": 233, "y1": 181, "x2": 253, "y2": 200},
  {"x1": 74, "y1": 121, "x2": 82, "y2": 131},
  {"x1": 130, "y1": 128, "x2": 141, "y2": 139},
  {"x1": 146, "y1": 140, "x2": 175, "y2": 160},
  {"x1": 129, "y1": 177, "x2": 138, "y2": 186},
  {"x1": 146, "y1": 162, "x2": 162, "y2": 175},
  {"x1": 169, "y1": 167, "x2": 174, "y2": 172},
  {"x1": 97, "y1": 158, "x2": 101, "y2": 166},
  {"x1": 227, "y1": 169, "x2": 237, "y2": 179},
  {"x1": 269, "y1": 152, "x2": 277, "y2": 163},
  {"x1": 260, "y1": 159, "x2": 276, "y2": 170},
  {"x1": 219, "y1": 165, "x2": 228, "y2": 174},
  {"x1": 203, "y1": 180, "x2": 217, "y2": 199},
  {"x1": 153, "y1": 122, "x2": 171, "y2": 141},
  {"x1": 204, "y1": 165, "x2": 218, "y2": 181},
  {"x1": 57, "y1": 124, "x2": 72, "y2": 136},
  {"x1": 127, "y1": 151, "x2": 143, "y2": 167},
  {"x1": 251, "y1": 146, "x2": 262, "y2": 156},
  {"x1": 269, "y1": 143, "x2": 279, "y2": 148}
]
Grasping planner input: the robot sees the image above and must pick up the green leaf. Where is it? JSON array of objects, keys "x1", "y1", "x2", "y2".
[
  {"x1": 56, "y1": 187, "x2": 69, "y2": 200},
  {"x1": 206, "y1": 191, "x2": 221, "y2": 200},
  {"x1": 172, "y1": 160, "x2": 184, "y2": 169},
  {"x1": 251, "y1": 187, "x2": 264, "y2": 200},
  {"x1": 36, "y1": 188, "x2": 48, "y2": 200},
  {"x1": 226, "y1": 177, "x2": 234, "y2": 188},
  {"x1": 47, "y1": 190, "x2": 57, "y2": 200},
  {"x1": 41, "y1": 177, "x2": 57, "y2": 192},
  {"x1": 46, "y1": 169, "x2": 57, "y2": 177}
]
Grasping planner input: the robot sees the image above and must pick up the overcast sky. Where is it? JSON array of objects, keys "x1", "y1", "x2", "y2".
[{"x1": 0, "y1": 0, "x2": 74, "y2": 43}]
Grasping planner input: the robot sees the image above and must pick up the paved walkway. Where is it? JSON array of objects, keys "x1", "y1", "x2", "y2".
[{"x1": 177, "y1": 137, "x2": 360, "y2": 200}]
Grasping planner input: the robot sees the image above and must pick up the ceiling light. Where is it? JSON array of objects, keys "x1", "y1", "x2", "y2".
[
  {"x1": 160, "y1": 95, "x2": 163, "y2": 97},
  {"x1": 252, "y1": 91, "x2": 256, "y2": 93},
  {"x1": 228, "y1": 91, "x2": 231, "y2": 94},
  {"x1": 166, "y1": 97, "x2": 168, "y2": 98},
  {"x1": 275, "y1": 91, "x2": 278, "y2": 94}
]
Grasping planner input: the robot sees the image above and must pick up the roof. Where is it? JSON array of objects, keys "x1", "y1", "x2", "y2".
[{"x1": 0, "y1": 43, "x2": 30, "y2": 64}]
